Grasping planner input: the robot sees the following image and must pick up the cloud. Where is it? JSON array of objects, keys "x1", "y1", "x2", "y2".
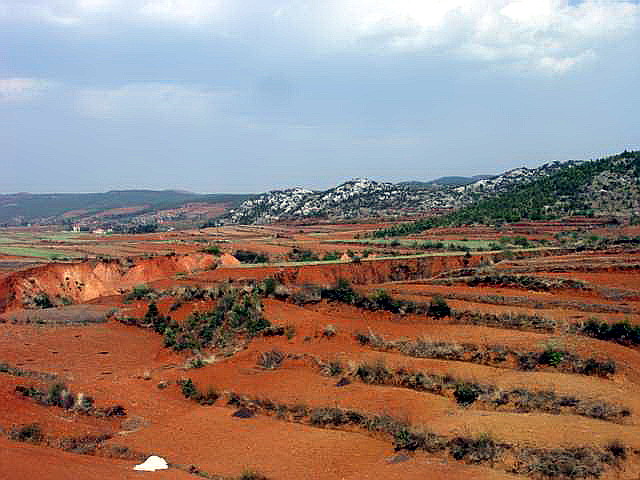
[
  {"x1": 0, "y1": 0, "x2": 222, "y2": 26},
  {"x1": 0, "y1": 77, "x2": 54, "y2": 103},
  {"x1": 311, "y1": 0, "x2": 640, "y2": 73},
  {"x1": 2, "y1": 1, "x2": 638, "y2": 73},
  {"x1": 76, "y1": 83, "x2": 225, "y2": 121}
]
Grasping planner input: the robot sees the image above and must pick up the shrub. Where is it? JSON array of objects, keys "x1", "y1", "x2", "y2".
[
  {"x1": 197, "y1": 388, "x2": 220, "y2": 406},
  {"x1": 9, "y1": 423, "x2": 44, "y2": 443},
  {"x1": 321, "y1": 279, "x2": 359, "y2": 304},
  {"x1": 580, "y1": 358, "x2": 616, "y2": 377},
  {"x1": 515, "y1": 447, "x2": 612, "y2": 479},
  {"x1": 393, "y1": 427, "x2": 427, "y2": 451},
  {"x1": 449, "y1": 434, "x2": 500, "y2": 464},
  {"x1": 288, "y1": 248, "x2": 319, "y2": 262},
  {"x1": 321, "y1": 360, "x2": 343, "y2": 377},
  {"x1": 284, "y1": 324, "x2": 296, "y2": 340},
  {"x1": 124, "y1": 285, "x2": 156, "y2": 302},
  {"x1": 33, "y1": 292, "x2": 54, "y2": 309},
  {"x1": 238, "y1": 471, "x2": 268, "y2": 480},
  {"x1": 309, "y1": 407, "x2": 347, "y2": 426},
  {"x1": 355, "y1": 360, "x2": 392, "y2": 385},
  {"x1": 428, "y1": 295, "x2": 451, "y2": 318},
  {"x1": 454, "y1": 383, "x2": 480, "y2": 405},
  {"x1": 257, "y1": 350, "x2": 285, "y2": 370},
  {"x1": 186, "y1": 357, "x2": 205, "y2": 369},
  {"x1": 578, "y1": 318, "x2": 640, "y2": 346},
  {"x1": 59, "y1": 434, "x2": 111, "y2": 454},
  {"x1": 322, "y1": 324, "x2": 337, "y2": 338},
  {"x1": 98, "y1": 405, "x2": 126, "y2": 417},
  {"x1": 144, "y1": 302, "x2": 170, "y2": 333},
  {"x1": 179, "y1": 378, "x2": 198, "y2": 399},
  {"x1": 201, "y1": 245, "x2": 221, "y2": 255},
  {"x1": 234, "y1": 250, "x2": 268, "y2": 263},
  {"x1": 261, "y1": 277, "x2": 278, "y2": 296},
  {"x1": 605, "y1": 440, "x2": 626, "y2": 460},
  {"x1": 370, "y1": 289, "x2": 398, "y2": 311},
  {"x1": 46, "y1": 382, "x2": 73, "y2": 408},
  {"x1": 322, "y1": 251, "x2": 340, "y2": 261},
  {"x1": 178, "y1": 378, "x2": 218, "y2": 405},
  {"x1": 539, "y1": 347, "x2": 565, "y2": 367}
]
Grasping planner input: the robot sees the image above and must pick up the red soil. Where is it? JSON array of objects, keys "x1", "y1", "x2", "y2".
[
  {"x1": 2, "y1": 222, "x2": 640, "y2": 479},
  {"x1": 0, "y1": 437, "x2": 195, "y2": 480},
  {"x1": 0, "y1": 253, "x2": 215, "y2": 312}
]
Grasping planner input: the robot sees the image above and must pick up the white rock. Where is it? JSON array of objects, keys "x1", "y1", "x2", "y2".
[{"x1": 133, "y1": 455, "x2": 169, "y2": 471}]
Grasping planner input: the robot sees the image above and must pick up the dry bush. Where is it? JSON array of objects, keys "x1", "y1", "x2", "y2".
[{"x1": 257, "y1": 350, "x2": 285, "y2": 370}]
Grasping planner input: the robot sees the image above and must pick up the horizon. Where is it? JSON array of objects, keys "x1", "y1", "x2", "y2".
[{"x1": 1, "y1": 149, "x2": 628, "y2": 195}]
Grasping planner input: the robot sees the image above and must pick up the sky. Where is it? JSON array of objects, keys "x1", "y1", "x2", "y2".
[{"x1": 1, "y1": 0, "x2": 639, "y2": 194}]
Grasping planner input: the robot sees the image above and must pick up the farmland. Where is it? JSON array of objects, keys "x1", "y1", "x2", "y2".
[{"x1": 1, "y1": 218, "x2": 640, "y2": 479}]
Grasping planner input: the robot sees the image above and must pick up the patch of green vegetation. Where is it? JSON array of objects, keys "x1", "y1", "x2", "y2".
[
  {"x1": 288, "y1": 247, "x2": 320, "y2": 262},
  {"x1": 355, "y1": 330, "x2": 616, "y2": 378},
  {"x1": 177, "y1": 378, "x2": 219, "y2": 405},
  {"x1": 8, "y1": 423, "x2": 44, "y2": 443},
  {"x1": 0, "y1": 246, "x2": 80, "y2": 259},
  {"x1": 200, "y1": 245, "x2": 221, "y2": 255},
  {"x1": 321, "y1": 251, "x2": 340, "y2": 261},
  {"x1": 123, "y1": 285, "x2": 158, "y2": 302},
  {"x1": 577, "y1": 318, "x2": 640, "y2": 346},
  {"x1": 374, "y1": 150, "x2": 640, "y2": 236},
  {"x1": 38, "y1": 232, "x2": 86, "y2": 242},
  {"x1": 341, "y1": 358, "x2": 627, "y2": 421},
  {"x1": 234, "y1": 249, "x2": 269, "y2": 263},
  {"x1": 139, "y1": 286, "x2": 270, "y2": 352}
]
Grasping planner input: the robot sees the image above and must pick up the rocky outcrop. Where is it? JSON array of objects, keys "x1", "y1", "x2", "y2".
[{"x1": 224, "y1": 161, "x2": 582, "y2": 224}]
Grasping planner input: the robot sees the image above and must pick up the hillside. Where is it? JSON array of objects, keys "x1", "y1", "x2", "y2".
[
  {"x1": 375, "y1": 150, "x2": 640, "y2": 237},
  {"x1": 225, "y1": 160, "x2": 583, "y2": 224},
  {"x1": 0, "y1": 190, "x2": 253, "y2": 227}
]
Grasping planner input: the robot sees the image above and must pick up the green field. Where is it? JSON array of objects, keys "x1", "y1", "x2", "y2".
[
  {"x1": 0, "y1": 246, "x2": 81, "y2": 260},
  {"x1": 38, "y1": 232, "x2": 86, "y2": 241}
]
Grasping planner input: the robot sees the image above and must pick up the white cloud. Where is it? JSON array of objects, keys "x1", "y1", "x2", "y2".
[
  {"x1": 308, "y1": 0, "x2": 640, "y2": 73},
  {"x1": 0, "y1": 77, "x2": 54, "y2": 102},
  {"x1": 2, "y1": 0, "x2": 638, "y2": 73},
  {"x1": 138, "y1": 0, "x2": 220, "y2": 24},
  {"x1": 76, "y1": 83, "x2": 224, "y2": 121}
]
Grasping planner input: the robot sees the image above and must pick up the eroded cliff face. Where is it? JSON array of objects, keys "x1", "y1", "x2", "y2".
[
  {"x1": 0, "y1": 253, "x2": 215, "y2": 312},
  {"x1": 0, "y1": 249, "x2": 558, "y2": 313},
  {"x1": 201, "y1": 250, "x2": 547, "y2": 286}
]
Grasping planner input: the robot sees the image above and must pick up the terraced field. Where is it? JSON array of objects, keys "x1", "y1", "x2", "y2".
[{"x1": 1, "y1": 221, "x2": 640, "y2": 479}]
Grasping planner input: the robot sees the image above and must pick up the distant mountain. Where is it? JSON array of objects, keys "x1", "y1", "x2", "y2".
[
  {"x1": 0, "y1": 190, "x2": 253, "y2": 227},
  {"x1": 374, "y1": 151, "x2": 640, "y2": 237},
  {"x1": 224, "y1": 160, "x2": 584, "y2": 224},
  {"x1": 399, "y1": 175, "x2": 494, "y2": 188}
]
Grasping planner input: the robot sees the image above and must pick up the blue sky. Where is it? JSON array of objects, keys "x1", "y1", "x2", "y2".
[{"x1": 2, "y1": 0, "x2": 639, "y2": 193}]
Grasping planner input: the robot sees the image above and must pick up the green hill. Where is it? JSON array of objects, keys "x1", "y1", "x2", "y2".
[{"x1": 375, "y1": 151, "x2": 640, "y2": 237}]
